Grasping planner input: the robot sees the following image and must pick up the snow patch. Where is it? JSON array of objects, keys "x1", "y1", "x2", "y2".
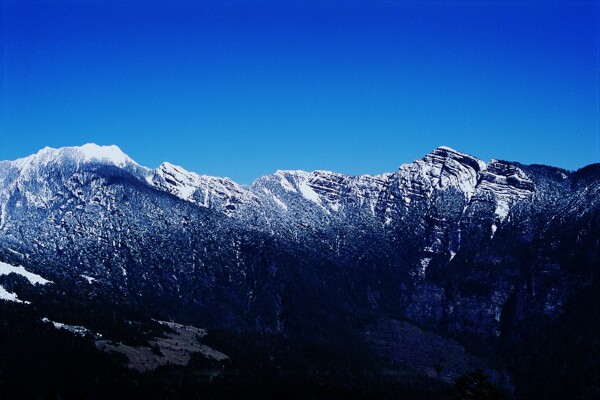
[
  {"x1": 419, "y1": 257, "x2": 432, "y2": 278},
  {"x1": 0, "y1": 285, "x2": 27, "y2": 303},
  {"x1": 298, "y1": 180, "x2": 322, "y2": 205},
  {"x1": 82, "y1": 275, "x2": 96, "y2": 284},
  {"x1": 0, "y1": 261, "x2": 52, "y2": 285},
  {"x1": 0, "y1": 202, "x2": 5, "y2": 228},
  {"x1": 262, "y1": 188, "x2": 288, "y2": 211},
  {"x1": 6, "y1": 248, "x2": 25, "y2": 257},
  {"x1": 494, "y1": 202, "x2": 509, "y2": 222},
  {"x1": 42, "y1": 317, "x2": 101, "y2": 338},
  {"x1": 275, "y1": 171, "x2": 297, "y2": 193},
  {"x1": 271, "y1": 195, "x2": 288, "y2": 211}
]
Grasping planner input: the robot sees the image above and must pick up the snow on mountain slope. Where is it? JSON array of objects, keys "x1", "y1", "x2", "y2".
[
  {"x1": 0, "y1": 143, "x2": 593, "y2": 346},
  {"x1": 74, "y1": 143, "x2": 134, "y2": 167},
  {"x1": 476, "y1": 159, "x2": 534, "y2": 221},
  {"x1": 0, "y1": 143, "x2": 536, "y2": 228},
  {"x1": 380, "y1": 147, "x2": 535, "y2": 234},
  {"x1": 253, "y1": 169, "x2": 393, "y2": 216},
  {"x1": 150, "y1": 162, "x2": 259, "y2": 215},
  {"x1": 0, "y1": 261, "x2": 52, "y2": 285},
  {"x1": 0, "y1": 143, "x2": 537, "y2": 290},
  {"x1": 42, "y1": 317, "x2": 100, "y2": 338},
  {"x1": 0, "y1": 285, "x2": 23, "y2": 303},
  {"x1": 0, "y1": 144, "x2": 149, "y2": 212},
  {"x1": 394, "y1": 146, "x2": 487, "y2": 202},
  {"x1": 8, "y1": 143, "x2": 136, "y2": 173},
  {"x1": 0, "y1": 260, "x2": 52, "y2": 304}
]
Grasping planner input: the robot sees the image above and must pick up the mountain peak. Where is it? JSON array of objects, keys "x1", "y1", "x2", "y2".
[
  {"x1": 424, "y1": 146, "x2": 487, "y2": 172},
  {"x1": 158, "y1": 161, "x2": 194, "y2": 176},
  {"x1": 76, "y1": 143, "x2": 133, "y2": 167},
  {"x1": 435, "y1": 145, "x2": 461, "y2": 153},
  {"x1": 12, "y1": 143, "x2": 135, "y2": 170}
]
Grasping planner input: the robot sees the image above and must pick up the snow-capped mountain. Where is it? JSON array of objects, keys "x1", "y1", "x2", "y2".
[
  {"x1": 0, "y1": 143, "x2": 582, "y2": 290},
  {"x1": 0, "y1": 143, "x2": 535, "y2": 230},
  {"x1": 0, "y1": 143, "x2": 578, "y2": 313},
  {"x1": 0, "y1": 144, "x2": 598, "y2": 397},
  {"x1": 248, "y1": 146, "x2": 533, "y2": 224},
  {"x1": 150, "y1": 161, "x2": 259, "y2": 215}
]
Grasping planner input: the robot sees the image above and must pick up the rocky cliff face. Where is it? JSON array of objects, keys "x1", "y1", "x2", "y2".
[{"x1": 0, "y1": 144, "x2": 598, "y2": 397}]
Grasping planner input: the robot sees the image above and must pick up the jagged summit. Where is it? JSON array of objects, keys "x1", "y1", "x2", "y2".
[
  {"x1": 423, "y1": 146, "x2": 487, "y2": 172},
  {"x1": 157, "y1": 161, "x2": 236, "y2": 182},
  {"x1": 152, "y1": 159, "x2": 257, "y2": 214},
  {"x1": 391, "y1": 146, "x2": 488, "y2": 201},
  {"x1": 157, "y1": 161, "x2": 199, "y2": 181}
]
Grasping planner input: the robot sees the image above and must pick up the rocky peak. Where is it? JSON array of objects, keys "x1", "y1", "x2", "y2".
[
  {"x1": 476, "y1": 160, "x2": 534, "y2": 222},
  {"x1": 154, "y1": 162, "x2": 201, "y2": 201},
  {"x1": 425, "y1": 146, "x2": 487, "y2": 173},
  {"x1": 255, "y1": 169, "x2": 393, "y2": 214},
  {"x1": 152, "y1": 162, "x2": 257, "y2": 215},
  {"x1": 394, "y1": 146, "x2": 486, "y2": 201}
]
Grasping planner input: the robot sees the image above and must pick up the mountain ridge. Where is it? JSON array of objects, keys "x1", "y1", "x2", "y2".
[
  {"x1": 0, "y1": 143, "x2": 598, "y2": 398},
  {"x1": 3, "y1": 143, "x2": 574, "y2": 186},
  {"x1": 0, "y1": 143, "x2": 551, "y2": 221}
]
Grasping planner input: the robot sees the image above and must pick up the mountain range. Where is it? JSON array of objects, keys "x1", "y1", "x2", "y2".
[{"x1": 0, "y1": 144, "x2": 598, "y2": 399}]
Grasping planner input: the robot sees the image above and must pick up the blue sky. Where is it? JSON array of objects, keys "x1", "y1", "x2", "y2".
[{"x1": 1, "y1": 1, "x2": 598, "y2": 183}]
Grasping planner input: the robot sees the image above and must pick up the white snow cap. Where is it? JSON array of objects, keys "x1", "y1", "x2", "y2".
[
  {"x1": 77, "y1": 143, "x2": 133, "y2": 166},
  {"x1": 436, "y1": 145, "x2": 460, "y2": 152},
  {"x1": 12, "y1": 143, "x2": 134, "y2": 169}
]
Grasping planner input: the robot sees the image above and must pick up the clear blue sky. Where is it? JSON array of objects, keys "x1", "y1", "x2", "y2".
[{"x1": 1, "y1": 0, "x2": 598, "y2": 183}]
